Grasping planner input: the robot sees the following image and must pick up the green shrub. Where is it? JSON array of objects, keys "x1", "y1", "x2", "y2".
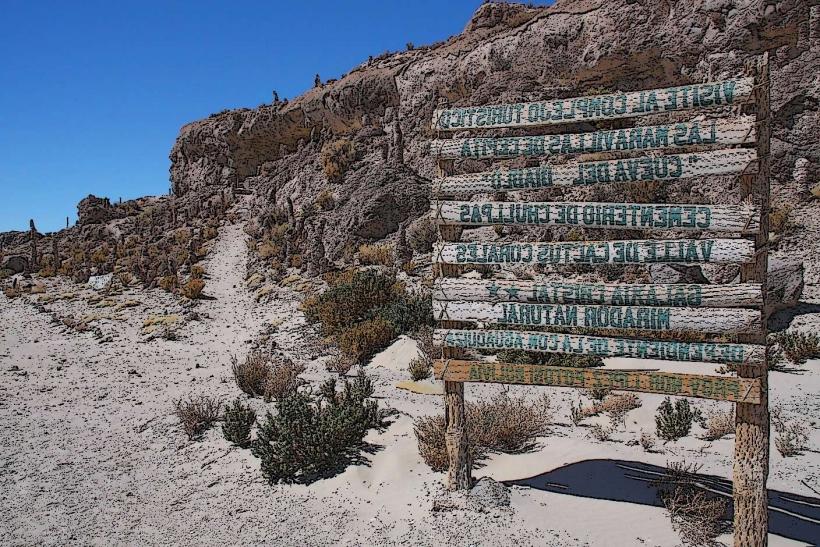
[
  {"x1": 656, "y1": 398, "x2": 700, "y2": 441},
  {"x1": 408, "y1": 356, "x2": 432, "y2": 381},
  {"x1": 375, "y1": 293, "x2": 434, "y2": 334},
  {"x1": 251, "y1": 371, "x2": 387, "y2": 484},
  {"x1": 222, "y1": 399, "x2": 256, "y2": 447},
  {"x1": 303, "y1": 269, "x2": 399, "y2": 336},
  {"x1": 772, "y1": 331, "x2": 820, "y2": 365},
  {"x1": 337, "y1": 318, "x2": 396, "y2": 363}
]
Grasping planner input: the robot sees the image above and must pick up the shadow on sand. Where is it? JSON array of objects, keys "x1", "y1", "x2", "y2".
[{"x1": 504, "y1": 459, "x2": 820, "y2": 545}]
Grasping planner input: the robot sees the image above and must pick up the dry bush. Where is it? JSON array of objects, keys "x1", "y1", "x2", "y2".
[
  {"x1": 337, "y1": 318, "x2": 396, "y2": 363},
  {"x1": 590, "y1": 423, "x2": 612, "y2": 441},
  {"x1": 407, "y1": 215, "x2": 438, "y2": 253},
  {"x1": 358, "y1": 243, "x2": 393, "y2": 266},
  {"x1": 326, "y1": 354, "x2": 356, "y2": 376},
  {"x1": 772, "y1": 405, "x2": 808, "y2": 457},
  {"x1": 772, "y1": 331, "x2": 820, "y2": 365},
  {"x1": 769, "y1": 204, "x2": 792, "y2": 234},
  {"x1": 414, "y1": 326, "x2": 437, "y2": 362},
  {"x1": 263, "y1": 356, "x2": 305, "y2": 402},
  {"x1": 414, "y1": 393, "x2": 552, "y2": 471},
  {"x1": 158, "y1": 275, "x2": 178, "y2": 292},
  {"x1": 320, "y1": 139, "x2": 356, "y2": 182},
  {"x1": 175, "y1": 394, "x2": 220, "y2": 440},
  {"x1": 231, "y1": 351, "x2": 271, "y2": 397},
  {"x1": 408, "y1": 356, "x2": 432, "y2": 381},
  {"x1": 190, "y1": 264, "x2": 206, "y2": 279},
  {"x1": 585, "y1": 387, "x2": 611, "y2": 401},
  {"x1": 601, "y1": 393, "x2": 642, "y2": 427},
  {"x1": 3, "y1": 286, "x2": 22, "y2": 299},
  {"x1": 657, "y1": 461, "x2": 729, "y2": 546},
  {"x1": 181, "y1": 278, "x2": 206, "y2": 299},
  {"x1": 116, "y1": 271, "x2": 134, "y2": 287},
  {"x1": 699, "y1": 407, "x2": 735, "y2": 441},
  {"x1": 314, "y1": 188, "x2": 336, "y2": 211},
  {"x1": 640, "y1": 431, "x2": 656, "y2": 452}
]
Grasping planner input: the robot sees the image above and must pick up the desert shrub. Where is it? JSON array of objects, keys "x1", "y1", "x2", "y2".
[
  {"x1": 570, "y1": 400, "x2": 587, "y2": 425},
  {"x1": 117, "y1": 271, "x2": 134, "y2": 286},
  {"x1": 772, "y1": 331, "x2": 820, "y2": 365},
  {"x1": 222, "y1": 399, "x2": 256, "y2": 447},
  {"x1": 231, "y1": 351, "x2": 271, "y2": 397},
  {"x1": 769, "y1": 204, "x2": 792, "y2": 234},
  {"x1": 158, "y1": 275, "x2": 178, "y2": 292},
  {"x1": 656, "y1": 398, "x2": 700, "y2": 441},
  {"x1": 303, "y1": 269, "x2": 399, "y2": 335},
  {"x1": 414, "y1": 326, "x2": 437, "y2": 362},
  {"x1": 288, "y1": 253, "x2": 303, "y2": 269},
  {"x1": 326, "y1": 353, "x2": 356, "y2": 376},
  {"x1": 314, "y1": 188, "x2": 336, "y2": 211},
  {"x1": 251, "y1": 371, "x2": 386, "y2": 484},
  {"x1": 320, "y1": 139, "x2": 356, "y2": 182},
  {"x1": 337, "y1": 318, "x2": 396, "y2": 363},
  {"x1": 586, "y1": 387, "x2": 611, "y2": 401},
  {"x1": 263, "y1": 355, "x2": 305, "y2": 401},
  {"x1": 590, "y1": 423, "x2": 612, "y2": 442},
  {"x1": 601, "y1": 393, "x2": 642, "y2": 427},
  {"x1": 407, "y1": 215, "x2": 438, "y2": 253},
  {"x1": 181, "y1": 278, "x2": 205, "y2": 299},
  {"x1": 375, "y1": 292, "x2": 434, "y2": 334},
  {"x1": 190, "y1": 264, "x2": 206, "y2": 279},
  {"x1": 408, "y1": 356, "x2": 432, "y2": 381},
  {"x1": 175, "y1": 394, "x2": 220, "y2": 440},
  {"x1": 415, "y1": 393, "x2": 552, "y2": 471},
  {"x1": 640, "y1": 431, "x2": 656, "y2": 452},
  {"x1": 358, "y1": 243, "x2": 393, "y2": 266},
  {"x1": 656, "y1": 461, "x2": 729, "y2": 546},
  {"x1": 699, "y1": 407, "x2": 735, "y2": 441},
  {"x1": 772, "y1": 405, "x2": 808, "y2": 457}
]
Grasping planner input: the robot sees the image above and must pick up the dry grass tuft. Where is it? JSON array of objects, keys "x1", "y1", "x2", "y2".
[
  {"x1": 337, "y1": 317, "x2": 396, "y2": 364},
  {"x1": 415, "y1": 393, "x2": 552, "y2": 471},
  {"x1": 263, "y1": 356, "x2": 305, "y2": 402},
  {"x1": 181, "y1": 278, "x2": 206, "y2": 299},
  {"x1": 657, "y1": 461, "x2": 729, "y2": 546},
  {"x1": 320, "y1": 139, "x2": 356, "y2": 182},
  {"x1": 358, "y1": 243, "x2": 393, "y2": 266},
  {"x1": 174, "y1": 395, "x2": 220, "y2": 440},
  {"x1": 699, "y1": 407, "x2": 735, "y2": 441},
  {"x1": 772, "y1": 405, "x2": 808, "y2": 457},
  {"x1": 231, "y1": 351, "x2": 271, "y2": 397}
]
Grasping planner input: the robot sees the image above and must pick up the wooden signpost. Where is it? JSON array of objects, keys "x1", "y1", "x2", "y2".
[{"x1": 430, "y1": 56, "x2": 771, "y2": 546}]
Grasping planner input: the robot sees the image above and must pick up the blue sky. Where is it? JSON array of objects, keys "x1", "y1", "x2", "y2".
[{"x1": 0, "y1": 1, "x2": 550, "y2": 233}]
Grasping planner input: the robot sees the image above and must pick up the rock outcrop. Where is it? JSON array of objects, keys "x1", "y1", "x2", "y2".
[{"x1": 168, "y1": 0, "x2": 817, "y2": 274}]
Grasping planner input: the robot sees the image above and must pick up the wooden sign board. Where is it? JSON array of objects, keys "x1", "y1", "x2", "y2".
[
  {"x1": 433, "y1": 200, "x2": 759, "y2": 233},
  {"x1": 433, "y1": 278, "x2": 762, "y2": 308},
  {"x1": 433, "y1": 148, "x2": 756, "y2": 197},
  {"x1": 433, "y1": 328, "x2": 766, "y2": 367},
  {"x1": 432, "y1": 77, "x2": 754, "y2": 131},
  {"x1": 432, "y1": 300, "x2": 761, "y2": 334},
  {"x1": 433, "y1": 360, "x2": 761, "y2": 404},
  {"x1": 433, "y1": 239, "x2": 755, "y2": 266},
  {"x1": 431, "y1": 117, "x2": 755, "y2": 159}
]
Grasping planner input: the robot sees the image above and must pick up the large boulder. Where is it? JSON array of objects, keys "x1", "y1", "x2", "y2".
[{"x1": 767, "y1": 258, "x2": 804, "y2": 313}]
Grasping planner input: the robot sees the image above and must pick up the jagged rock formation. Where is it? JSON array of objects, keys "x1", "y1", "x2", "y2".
[
  {"x1": 1, "y1": 1, "x2": 817, "y2": 286},
  {"x1": 167, "y1": 0, "x2": 817, "y2": 273}
]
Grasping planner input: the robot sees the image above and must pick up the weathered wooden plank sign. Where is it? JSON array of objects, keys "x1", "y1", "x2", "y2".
[
  {"x1": 431, "y1": 117, "x2": 755, "y2": 159},
  {"x1": 433, "y1": 148, "x2": 756, "y2": 197},
  {"x1": 433, "y1": 278, "x2": 763, "y2": 308},
  {"x1": 432, "y1": 360, "x2": 761, "y2": 404},
  {"x1": 432, "y1": 77, "x2": 754, "y2": 131},
  {"x1": 433, "y1": 328, "x2": 766, "y2": 367},
  {"x1": 432, "y1": 300, "x2": 761, "y2": 333},
  {"x1": 433, "y1": 238, "x2": 755, "y2": 266},
  {"x1": 433, "y1": 200, "x2": 759, "y2": 233}
]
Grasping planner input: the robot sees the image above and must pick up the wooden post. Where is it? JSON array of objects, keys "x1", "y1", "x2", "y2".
[
  {"x1": 435, "y1": 114, "x2": 472, "y2": 489},
  {"x1": 734, "y1": 53, "x2": 770, "y2": 547}
]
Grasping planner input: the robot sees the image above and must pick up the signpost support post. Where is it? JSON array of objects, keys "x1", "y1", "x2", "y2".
[
  {"x1": 435, "y1": 110, "x2": 472, "y2": 490},
  {"x1": 734, "y1": 53, "x2": 771, "y2": 547}
]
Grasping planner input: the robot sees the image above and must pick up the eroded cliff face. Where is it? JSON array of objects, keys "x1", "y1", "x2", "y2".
[{"x1": 168, "y1": 0, "x2": 817, "y2": 272}]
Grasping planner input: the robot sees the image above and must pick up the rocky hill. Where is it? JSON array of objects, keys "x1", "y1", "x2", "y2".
[{"x1": 2, "y1": 0, "x2": 818, "y2": 291}]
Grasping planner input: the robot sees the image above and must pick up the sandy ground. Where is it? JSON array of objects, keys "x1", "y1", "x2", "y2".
[{"x1": 2, "y1": 218, "x2": 819, "y2": 546}]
